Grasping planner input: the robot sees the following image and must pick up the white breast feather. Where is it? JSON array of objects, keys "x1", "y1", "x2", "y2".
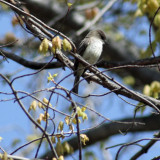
[
  {"x1": 77, "y1": 37, "x2": 103, "y2": 76},
  {"x1": 83, "y1": 37, "x2": 103, "y2": 64}
]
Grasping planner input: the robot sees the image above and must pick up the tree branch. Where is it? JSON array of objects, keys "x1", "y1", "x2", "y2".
[
  {"x1": 130, "y1": 132, "x2": 160, "y2": 160},
  {"x1": 41, "y1": 114, "x2": 160, "y2": 159},
  {"x1": 1, "y1": 49, "x2": 160, "y2": 70},
  {"x1": 0, "y1": 50, "x2": 62, "y2": 69}
]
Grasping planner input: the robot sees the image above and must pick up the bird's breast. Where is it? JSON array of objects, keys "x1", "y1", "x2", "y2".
[{"x1": 83, "y1": 39, "x2": 103, "y2": 64}]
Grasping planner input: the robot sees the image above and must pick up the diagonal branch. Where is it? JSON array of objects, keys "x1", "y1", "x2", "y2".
[
  {"x1": 76, "y1": 0, "x2": 118, "y2": 36},
  {"x1": 130, "y1": 132, "x2": 160, "y2": 160}
]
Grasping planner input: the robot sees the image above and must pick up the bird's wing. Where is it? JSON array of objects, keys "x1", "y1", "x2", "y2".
[{"x1": 74, "y1": 38, "x2": 90, "y2": 72}]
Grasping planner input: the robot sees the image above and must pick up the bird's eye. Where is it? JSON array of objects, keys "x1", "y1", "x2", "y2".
[
  {"x1": 101, "y1": 35, "x2": 105, "y2": 40},
  {"x1": 100, "y1": 34, "x2": 107, "y2": 41},
  {"x1": 97, "y1": 30, "x2": 106, "y2": 41}
]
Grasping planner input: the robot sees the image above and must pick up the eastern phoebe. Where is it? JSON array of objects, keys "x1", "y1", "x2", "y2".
[{"x1": 72, "y1": 30, "x2": 107, "y2": 93}]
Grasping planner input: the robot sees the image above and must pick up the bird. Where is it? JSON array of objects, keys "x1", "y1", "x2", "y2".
[{"x1": 72, "y1": 30, "x2": 107, "y2": 94}]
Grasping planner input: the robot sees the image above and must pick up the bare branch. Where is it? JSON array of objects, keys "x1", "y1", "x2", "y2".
[{"x1": 130, "y1": 132, "x2": 160, "y2": 160}]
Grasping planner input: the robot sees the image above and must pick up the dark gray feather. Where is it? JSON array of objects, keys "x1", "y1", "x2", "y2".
[{"x1": 74, "y1": 38, "x2": 90, "y2": 74}]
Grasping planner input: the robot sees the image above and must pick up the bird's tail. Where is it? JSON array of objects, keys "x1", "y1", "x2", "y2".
[{"x1": 72, "y1": 75, "x2": 80, "y2": 94}]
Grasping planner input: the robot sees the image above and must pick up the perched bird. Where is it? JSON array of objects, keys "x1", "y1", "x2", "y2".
[{"x1": 72, "y1": 30, "x2": 107, "y2": 93}]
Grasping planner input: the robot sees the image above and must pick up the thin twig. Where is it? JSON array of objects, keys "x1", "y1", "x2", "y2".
[{"x1": 76, "y1": 0, "x2": 118, "y2": 36}]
